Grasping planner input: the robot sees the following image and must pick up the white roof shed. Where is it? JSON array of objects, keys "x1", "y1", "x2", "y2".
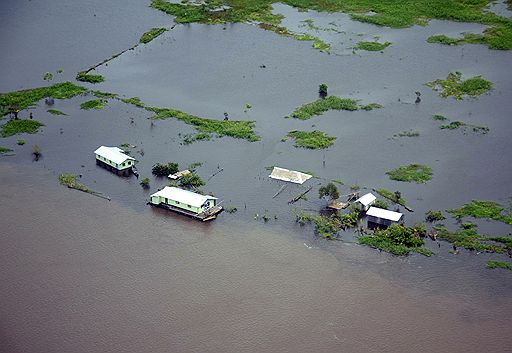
[
  {"x1": 269, "y1": 167, "x2": 312, "y2": 184},
  {"x1": 94, "y1": 146, "x2": 135, "y2": 165},
  {"x1": 355, "y1": 193, "x2": 377, "y2": 207},
  {"x1": 151, "y1": 187, "x2": 217, "y2": 208},
  {"x1": 366, "y1": 207, "x2": 403, "y2": 222}
]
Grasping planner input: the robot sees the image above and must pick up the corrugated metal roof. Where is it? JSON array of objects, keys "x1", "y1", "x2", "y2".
[
  {"x1": 355, "y1": 193, "x2": 376, "y2": 206},
  {"x1": 366, "y1": 207, "x2": 403, "y2": 222},
  {"x1": 94, "y1": 146, "x2": 135, "y2": 165},
  {"x1": 269, "y1": 167, "x2": 312, "y2": 184},
  {"x1": 150, "y1": 187, "x2": 217, "y2": 208}
]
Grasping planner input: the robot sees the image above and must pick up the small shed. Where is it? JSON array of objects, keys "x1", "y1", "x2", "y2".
[
  {"x1": 366, "y1": 206, "x2": 403, "y2": 228},
  {"x1": 269, "y1": 167, "x2": 312, "y2": 184},
  {"x1": 94, "y1": 146, "x2": 136, "y2": 172},
  {"x1": 355, "y1": 192, "x2": 376, "y2": 211},
  {"x1": 149, "y1": 186, "x2": 222, "y2": 220}
]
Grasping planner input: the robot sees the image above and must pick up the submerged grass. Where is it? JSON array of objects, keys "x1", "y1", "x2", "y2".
[
  {"x1": 0, "y1": 82, "x2": 87, "y2": 113},
  {"x1": 435, "y1": 226, "x2": 506, "y2": 253},
  {"x1": 427, "y1": 72, "x2": 492, "y2": 99},
  {"x1": 121, "y1": 98, "x2": 260, "y2": 142},
  {"x1": 439, "y1": 120, "x2": 489, "y2": 134},
  {"x1": 287, "y1": 130, "x2": 336, "y2": 149},
  {"x1": 358, "y1": 224, "x2": 431, "y2": 256},
  {"x1": 354, "y1": 41, "x2": 391, "y2": 51},
  {"x1": 58, "y1": 173, "x2": 97, "y2": 194},
  {"x1": 374, "y1": 188, "x2": 408, "y2": 207},
  {"x1": 447, "y1": 200, "x2": 512, "y2": 225},
  {"x1": 1, "y1": 119, "x2": 44, "y2": 137},
  {"x1": 76, "y1": 71, "x2": 105, "y2": 84},
  {"x1": 47, "y1": 109, "x2": 67, "y2": 116},
  {"x1": 140, "y1": 27, "x2": 167, "y2": 44},
  {"x1": 151, "y1": 0, "x2": 512, "y2": 50},
  {"x1": 486, "y1": 260, "x2": 512, "y2": 270},
  {"x1": 386, "y1": 164, "x2": 433, "y2": 183},
  {"x1": 290, "y1": 96, "x2": 379, "y2": 120},
  {"x1": 80, "y1": 99, "x2": 105, "y2": 110},
  {"x1": 0, "y1": 147, "x2": 13, "y2": 154}
]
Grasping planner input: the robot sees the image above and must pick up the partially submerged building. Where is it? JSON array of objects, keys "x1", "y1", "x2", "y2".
[
  {"x1": 149, "y1": 186, "x2": 223, "y2": 221},
  {"x1": 94, "y1": 146, "x2": 137, "y2": 176},
  {"x1": 355, "y1": 193, "x2": 376, "y2": 211},
  {"x1": 366, "y1": 206, "x2": 403, "y2": 229},
  {"x1": 269, "y1": 167, "x2": 312, "y2": 184}
]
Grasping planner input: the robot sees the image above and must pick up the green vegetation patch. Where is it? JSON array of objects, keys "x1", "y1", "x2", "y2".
[
  {"x1": 58, "y1": 173, "x2": 98, "y2": 195},
  {"x1": 0, "y1": 147, "x2": 13, "y2": 154},
  {"x1": 439, "y1": 120, "x2": 489, "y2": 134},
  {"x1": 120, "y1": 97, "x2": 259, "y2": 142},
  {"x1": 358, "y1": 224, "x2": 431, "y2": 256},
  {"x1": 47, "y1": 109, "x2": 67, "y2": 116},
  {"x1": 374, "y1": 188, "x2": 408, "y2": 208},
  {"x1": 92, "y1": 91, "x2": 117, "y2": 99},
  {"x1": 447, "y1": 200, "x2": 512, "y2": 225},
  {"x1": 152, "y1": 162, "x2": 179, "y2": 176},
  {"x1": 386, "y1": 163, "x2": 433, "y2": 183},
  {"x1": 80, "y1": 99, "x2": 105, "y2": 110},
  {"x1": 395, "y1": 130, "x2": 420, "y2": 138},
  {"x1": 435, "y1": 226, "x2": 505, "y2": 253},
  {"x1": 294, "y1": 209, "x2": 358, "y2": 238},
  {"x1": 151, "y1": 0, "x2": 512, "y2": 50},
  {"x1": 427, "y1": 30, "x2": 510, "y2": 50},
  {"x1": 425, "y1": 210, "x2": 446, "y2": 222},
  {"x1": 1, "y1": 119, "x2": 44, "y2": 137},
  {"x1": 140, "y1": 27, "x2": 168, "y2": 44},
  {"x1": 76, "y1": 71, "x2": 105, "y2": 84},
  {"x1": 354, "y1": 41, "x2": 391, "y2": 51},
  {"x1": 486, "y1": 260, "x2": 512, "y2": 270},
  {"x1": 287, "y1": 130, "x2": 336, "y2": 149},
  {"x1": 432, "y1": 114, "x2": 448, "y2": 121},
  {"x1": 0, "y1": 82, "x2": 87, "y2": 114},
  {"x1": 290, "y1": 96, "x2": 379, "y2": 120},
  {"x1": 427, "y1": 72, "x2": 492, "y2": 99}
]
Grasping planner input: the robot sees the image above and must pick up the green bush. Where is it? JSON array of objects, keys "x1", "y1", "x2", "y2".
[{"x1": 152, "y1": 162, "x2": 179, "y2": 176}]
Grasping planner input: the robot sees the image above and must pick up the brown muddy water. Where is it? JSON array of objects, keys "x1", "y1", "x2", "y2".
[{"x1": 1, "y1": 0, "x2": 512, "y2": 352}]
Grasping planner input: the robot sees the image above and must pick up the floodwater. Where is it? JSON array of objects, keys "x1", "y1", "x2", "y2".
[{"x1": 1, "y1": 1, "x2": 512, "y2": 352}]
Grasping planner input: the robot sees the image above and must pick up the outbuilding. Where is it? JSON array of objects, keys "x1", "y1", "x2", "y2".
[
  {"x1": 149, "y1": 186, "x2": 223, "y2": 221},
  {"x1": 366, "y1": 206, "x2": 403, "y2": 229},
  {"x1": 355, "y1": 192, "x2": 376, "y2": 211},
  {"x1": 94, "y1": 146, "x2": 136, "y2": 175}
]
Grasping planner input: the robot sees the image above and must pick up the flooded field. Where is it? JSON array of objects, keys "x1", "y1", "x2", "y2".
[{"x1": 1, "y1": 0, "x2": 512, "y2": 352}]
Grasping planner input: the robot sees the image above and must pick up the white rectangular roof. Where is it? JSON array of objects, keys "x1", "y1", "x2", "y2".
[
  {"x1": 269, "y1": 167, "x2": 312, "y2": 184},
  {"x1": 94, "y1": 146, "x2": 135, "y2": 165},
  {"x1": 356, "y1": 192, "x2": 376, "y2": 206},
  {"x1": 366, "y1": 207, "x2": 403, "y2": 222},
  {"x1": 151, "y1": 186, "x2": 217, "y2": 208}
]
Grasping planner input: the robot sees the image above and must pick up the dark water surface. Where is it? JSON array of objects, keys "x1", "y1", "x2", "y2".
[{"x1": 1, "y1": 1, "x2": 512, "y2": 352}]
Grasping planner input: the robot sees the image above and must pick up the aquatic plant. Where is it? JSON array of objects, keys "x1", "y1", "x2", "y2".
[
  {"x1": 0, "y1": 147, "x2": 13, "y2": 154},
  {"x1": 439, "y1": 120, "x2": 489, "y2": 134},
  {"x1": 92, "y1": 91, "x2": 117, "y2": 99},
  {"x1": 432, "y1": 114, "x2": 447, "y2": 121},
  {"x1": 427, "y1": 72, "x2": 492, "y2": 99},
  {"x1": 120, "y1": 97, "x2": 145, "y2": 108},
  {"x1": 447, "y1": 200, "x2": 512, "y2": 225},
  {"x1": 0, "y1": 82, "x2": 87, "y2": 114},
  {"x1": 290, "y1": 96, "x2": 376, "y2": 120},
  {"x1": 360, "y1": 103, "x2": 383, "y2": 111},
  {"x1": 140, "y1": 177, "x2": 150, "y2": 189},
  {"x1": 17, "y1": 139, "x2": 25, "y2": 145},
  {"x1": 386, "y1": 164, "x2": 432, "y2": 183},
  {"x1": 358, "y1": 224, "x2": 431, "y2": 256},
  {"x1": 80, "y1": 99, "x2": 105, "y2": 110},
  {"x1": 152, "y1": 162, "x2": 179, "y2": 176},
  {"x1": 47, "y1": 109, "x2": 67, "y2": 116},
  {"x1": 286, "y1": 130, "x2": 336, "y2": 149},
  {"x1": 374, "y1": 188, "x2": 408, "y2": 207},
  {"x1": 1, "y1": 119, "x2": 44, "y2": 137},
  {"x1": 354, "y1": 41, "x2": 391, "y2": 51},
  {"x1": 58, "y1": 173, "x2": 102, "y2": 196},
  {"x1": 140, "y1": 27, "x2": 167, "y2": 44},
  {"x1": 76, "y1": 71, "x2": 105, "y2": 84},
  {"x1": 425, "y1": 210, "x2": 446, "y2": 223},
  {"x1": 151, "y1": 0, "x2": 512, "y2": 50},
  {"x1": 224, "y1": 206, "x2": 238, "y2": 214},
  {"x1": 427, "y1": 35, "x2": 461, "y2": 45},
  {"x1": 435, "y1": 226, "x2": 505, "y2": 253},
  {"x1": 486, "y1": 260, "x2": 512, "y2": 270},
  {"x1": 396, "y1": 130, "x2": 420, "y2": 138},
  {"x1": 319, "y1": 83, "x2": 328, "y2": 97}
]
